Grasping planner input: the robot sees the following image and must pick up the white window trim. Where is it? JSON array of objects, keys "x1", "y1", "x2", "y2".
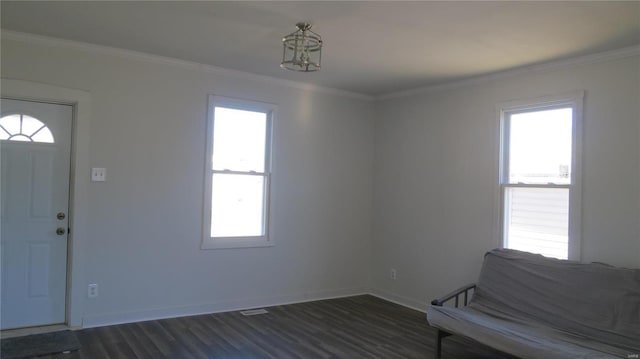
[
  {"x1": 201, "y1": 95, "x2": 275, "y2": 250},
  {"x1": 496, "y1": 91, "x2": 584, "y2": 260}
]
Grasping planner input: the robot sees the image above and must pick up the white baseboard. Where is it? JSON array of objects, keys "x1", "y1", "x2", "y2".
[
  {"x1": 81, "y1": 286, "x2": 430, "y2": 328},
  {"x1": 81, "y1": 287, "x2": 368, "y2": 328},
  {"x1": 368, "y1": 288, "x2": 428, "y2": 313}
]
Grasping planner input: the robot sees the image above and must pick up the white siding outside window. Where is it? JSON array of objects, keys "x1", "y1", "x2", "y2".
[{"x1": 505, "y1": 187, "x2": 569, "y2": 259}]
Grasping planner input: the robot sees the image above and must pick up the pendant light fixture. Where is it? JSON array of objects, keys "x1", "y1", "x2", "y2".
[{"x1": 281, "y1": 22, "x2": 323, "y2": 72}]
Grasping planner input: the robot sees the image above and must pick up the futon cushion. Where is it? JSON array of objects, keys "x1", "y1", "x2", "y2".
[
  {"x1": 427, "y1": 249, "x2": 640, "y2": 358},
  {"x1": 428, "y1": 305, "x2": 630, "y2": 358}
]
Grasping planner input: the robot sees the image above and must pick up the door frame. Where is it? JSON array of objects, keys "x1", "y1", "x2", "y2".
[{"x1": 1, "y1": 78, "x2": 91, "y2": 328}]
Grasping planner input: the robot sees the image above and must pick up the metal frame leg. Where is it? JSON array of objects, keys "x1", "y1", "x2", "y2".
[{"x1": 435, "y1": 329, "x2": 452, "y2": 358}]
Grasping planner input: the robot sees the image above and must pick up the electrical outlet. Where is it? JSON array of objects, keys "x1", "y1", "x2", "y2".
[
  {"x1": 390, "y1": 268, "x2": 397, "y2": 280},
  {"x1": 88, "y1": 283, "x2": 98, "y2": 298}
]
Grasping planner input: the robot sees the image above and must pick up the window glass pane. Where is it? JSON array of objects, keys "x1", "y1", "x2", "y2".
[
  {"x1": 212, "y1": 107, "x2": 266, "y2": 172},
  {"x1": 9, "y1": 134, "x2": 31, "y2": 142},
  {"x1": 211, "y1": 173, "x2": 265, "y2": 237},
  {"x1": 509, "y1": 108, "x2": 572, "y2": 184},
  {"x1": 31, "y1": 127, "x2": 54, "y2": 143},
  {"x1": 0, "y1": 114, "x2": 21, "y2": 135},
  {"x1": 505, "y1": 187, "x2": 568, "y2": 259},
  {"x1": 21, "y1": 115, "x2": 46, "y2": 136}
]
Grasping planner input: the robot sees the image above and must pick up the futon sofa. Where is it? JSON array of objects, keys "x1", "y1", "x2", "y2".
[{"x1": 427, "y1": 249, "x2": 640, "y2": 359}]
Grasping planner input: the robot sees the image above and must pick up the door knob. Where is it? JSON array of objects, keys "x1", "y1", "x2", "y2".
[
  {"x1": 57, "y1": 212, "x2": 66, "y2": 220},
  {"x1": 56, "y1": 228, "x2": 66, "y2": 235}
]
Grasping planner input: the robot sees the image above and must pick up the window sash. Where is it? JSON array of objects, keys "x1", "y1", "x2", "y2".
[
  {"x1": 210, "y1": 172, "x2": 269, "y2": 238},
  {"x1": 211, "y1": 107, "x2": 268, "y2": 173},
  {"x1": 501, "y1": 104, "x2": 574, "y2": 186},
  {"x1": 211, "y1": 169, "x2": 267, "y2": 176},
  {"x1": 502, "y1": 184, "x2": 570, "y2": 259}
]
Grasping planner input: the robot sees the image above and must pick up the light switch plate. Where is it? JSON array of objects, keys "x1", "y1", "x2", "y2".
[{"x1": 91, "y1": 168, "x2": 106, "y2": 182}]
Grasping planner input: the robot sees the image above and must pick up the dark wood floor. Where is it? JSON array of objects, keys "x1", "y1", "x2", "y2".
[{"x1": 35, "y1": 295, "x2": 514, "y2": 359}]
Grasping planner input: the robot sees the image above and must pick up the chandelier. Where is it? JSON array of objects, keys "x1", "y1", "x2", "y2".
[{"x1": 281, "y1": 23, "x2": 323, "y2": 72}]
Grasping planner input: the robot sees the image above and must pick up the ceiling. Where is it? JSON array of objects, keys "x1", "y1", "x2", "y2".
[{"x1": 2, "y1": 1, "x2": 639, "y2": 96}]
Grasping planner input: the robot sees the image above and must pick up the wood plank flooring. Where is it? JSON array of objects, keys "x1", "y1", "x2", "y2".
[{"x1": 33, "y1": 295, "x2": 516, "y2": 359}]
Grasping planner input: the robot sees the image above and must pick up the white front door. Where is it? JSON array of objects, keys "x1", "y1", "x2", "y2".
[{"x1": 0, "y1": 98, "x2": 72, "y2": 330}]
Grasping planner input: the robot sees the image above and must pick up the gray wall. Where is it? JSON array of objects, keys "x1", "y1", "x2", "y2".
[
  {"x1": 371, "y1": 56, "x2": 640, "y2": 309},
  {"x1": 2, "y1": 35, "x2": 638, "y2": 323},
  {"x1": 1, "y1": 38, "x2": 374, "y2": 326}
]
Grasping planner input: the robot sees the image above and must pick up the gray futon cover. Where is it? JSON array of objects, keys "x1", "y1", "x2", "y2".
[{"x1": 427, "y1": 249, "x2": 640, "y2": 359}]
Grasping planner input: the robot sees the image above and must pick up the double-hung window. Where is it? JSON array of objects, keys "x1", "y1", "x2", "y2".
[
  {"x1": 499, "y1": 92, "x2": 583, "y2": 260},
  {"x1": 202, "y1": 96, "x2": 274, "y2": 249}
]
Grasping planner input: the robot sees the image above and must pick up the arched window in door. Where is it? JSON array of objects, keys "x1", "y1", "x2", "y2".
[{"x1": 0, "y1": 114, "x2": 55, "y2": 143}]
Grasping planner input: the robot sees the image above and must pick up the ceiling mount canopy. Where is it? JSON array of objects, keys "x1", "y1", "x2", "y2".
[{"x1": 281, "y1": 22, "x2": 323, "y2": 72}]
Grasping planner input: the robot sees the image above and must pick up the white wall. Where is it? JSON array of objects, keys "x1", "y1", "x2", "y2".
[
  {"x1": 1, "y1": 38, "x2": 374, "y2": 326},
  {"x1": 371, "y1": 56, "x2": 640, "y2": 309}
]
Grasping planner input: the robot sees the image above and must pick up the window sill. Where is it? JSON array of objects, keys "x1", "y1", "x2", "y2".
[{"x1": 201, "y1": 236, "x2": 274, "y2": 250}]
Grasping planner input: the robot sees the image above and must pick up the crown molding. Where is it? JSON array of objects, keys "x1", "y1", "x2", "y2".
[
  {"x1": 376, "y1": 45, "x2": 640, "y2": 101},
  {"x1": 1, "y1": 30, "x2": 374, "y2": 102}
]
